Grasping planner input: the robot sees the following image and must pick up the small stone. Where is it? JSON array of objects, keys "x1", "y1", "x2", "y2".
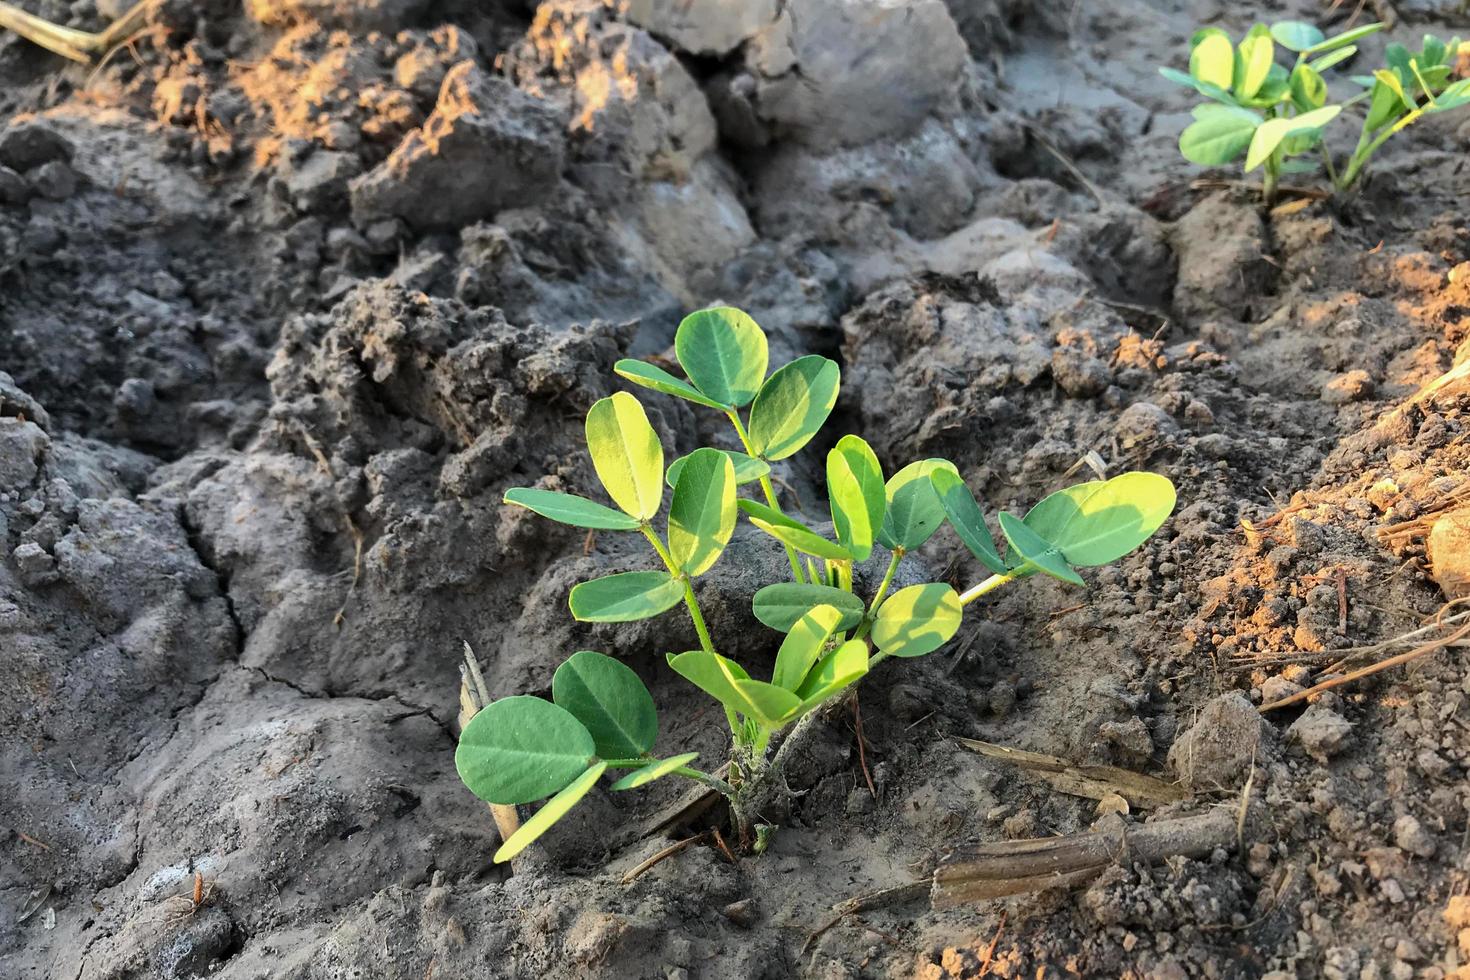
[
  {"x1": 1380, "y1": 878, "x2": 1405, "y2": 904},
  {"x1": 0, "y1": 165, "x2": 29, "y2": 205},
  {"x1": 1416, "y1": 748, "x2": 1454, "y2": 780},
  {"x1": 721, "y1": 898, "x2": 758, "y2": 928},
  {"x1": 1392, "y1": 815, "x2": 1435, "y2": 858},
  {"x1": 845, "y1": 787, "x2": 875, "y2": 816},
  {"x1": 114, "y1": 378, "x2": 157, "y2": 418},
  {"x1": 12, "y1": 541, "x2": 58, "y2": 587},
  {"x1": 987, "y1": 679, "x2": 1017, "y2": 717},
  {"x1": 1394, "y1": 939, "x2": 1424, "y2": 963},
  {"x1": 27, "y1": 160, "x2": 77, "y2": 201},
  {"x1": 1167, "y1": 692, "x2": 1266, "y2": 789},
  {"x1": 1260, "y1": 675, "x2": 1303, "y2": 704},
  {"x1": 1286, "y1": 704, "x2": 1352, "y2": 764},
  {"x1": 0, "y1": 121, "x2": 74, "y2": 171},
  {"x1": 1427, "y1": 507, "x2": 1470, "y2": 600},
  {"x1": 1321, "y1": 370, "x2": 1374, "y2": 404},
  {"x1": 1445, "y1": 895, "x2": 1470, "y2": 930},
  {"x1": 1051, "y1": 347, "x2": 1110, "y2": 398}
]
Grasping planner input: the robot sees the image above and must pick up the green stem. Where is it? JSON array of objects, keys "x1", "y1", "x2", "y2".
[
  {"x1": 852, "y1": 549, "x2": 903, "y2": 642},
  {"x1": 601, "y1": 758, "x2": 738, "y2": 800},
  {"x1": 1262, "y1": 154, "x2": 1280, "y2": 206},
  {"x1": 959, "y1": 572, "x2": 1018, "y2": 606},
  {"x1": 1319, "y1": 143, "x2": 1338, "y2": 186},
  {"x1": 683, "y1": 579, "x2": 716, "y2": 655},
  {"x1": 725, "y1": 409, "x2": 805, "y2": 584},
  {"x1": 642, "y1": 524, "x2": 716, "y2": 656},
  {"x1": 640, "y1": 525, "x2": 678, "y2": 573},
  {"x1": 1339, "y1": 111, "x2": 1421, "y2": 190},
  {"x1": 673, "y1": 766, "x2": 738, "y2": 800}
]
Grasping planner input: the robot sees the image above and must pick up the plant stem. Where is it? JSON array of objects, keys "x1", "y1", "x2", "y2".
[
  {"x1": 1262, "y1": 155, "x2": 1280, "y2": 206},
  {"x1": 724, "y1": 409, "x2": 805, "y2": 584},
  {"x1": 1338, "y1": 111, "x2": 1420, "y2": 190},
  {"x1": 674, "y1": 766, "x2": 738, "y2": 800},
  {"x1": 642, "y1": 525, "x2": 717, "y2": 656},
  {"x1": 959, "y1": 572, "x2": 1018, "y2": 605},
  {"x1": 1320, "y1": 143, "x2": 1339, "y2": 186},
  {"x1": 640, "y1": 525, "x2": 678, "y2": 572},
  {"x1": 683, "y1": 578, "x2": 716, "y2": 655},
  {"x1": 601, "y1": 758, "x2": 738, "y2": 800},
  {"x1": 865, "y1": 550, "x2": 903, "y2": 616}
]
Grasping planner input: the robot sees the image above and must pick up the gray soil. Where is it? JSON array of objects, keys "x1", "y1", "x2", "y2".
[{"x1": 3, "y1": 0, "x2": 1470, "y2": 977}]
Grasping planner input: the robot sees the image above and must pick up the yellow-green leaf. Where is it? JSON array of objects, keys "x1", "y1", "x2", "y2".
[
  {"x1": 827, "y1": 435, "x2": 885, "y2": 562},
  {"x1": 877, "y1": 459, "x2": 956, "y2": 551},
  {"x1": 494, "y1": 761, "x2": 607, "y2": 862},
  {"x1": 772, "y1": 604, "x2": 843, "y2": 692},
  {"x1": 668, "y1": 447, "x2": 737, "y2": 577},
  {"x1": 610, "y1": 752, "x2": 700, "y2": 791},
  {"x1": 871, "y1": 583, "x2": 963, "y2": 659},
  {"x1": 1190, "y1": 31, "x2": 1235, "y2": 90},
  {"x1": 748, "y1": 356, "x2": 841, "y2": 461},
  {"x1": 585, "y1": 392, "x2": 664, "y2": 521}
]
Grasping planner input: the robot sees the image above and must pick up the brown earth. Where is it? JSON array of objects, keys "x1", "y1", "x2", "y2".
[{"x1": 3, "y1": 0, "x2": 1470, "y2": 977}]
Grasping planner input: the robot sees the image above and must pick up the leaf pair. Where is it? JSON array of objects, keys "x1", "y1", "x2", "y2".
[
  {"x1": 614, "y1": 308, "x2": 840, "y2": 462},
  {"x1": 996, "y1": 472, "x2": 1177, "y2": 586},
  {"x1": 502, "y1": 390, "x2": 665, "y2": 530},
  {"x1": 569, "y1": 444, "x2": 736, "y2": 621},
  {"x1": 455, "y1": 652, "x2": 698, "y2": 861}
]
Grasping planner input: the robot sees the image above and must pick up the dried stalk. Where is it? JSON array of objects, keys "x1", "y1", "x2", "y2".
[
  {"x1": 954, "y1": 737, "x2": 1190, "y2": 810},
  {"x1": 458, "y1": 643, "x2": 521, "y2": 843},
  {"x1": 0, "y1": 0, "x2": 152, "y2": 63},
  {"x1": 931, "y1": 808, "x2": 1241, "y2": 908}
]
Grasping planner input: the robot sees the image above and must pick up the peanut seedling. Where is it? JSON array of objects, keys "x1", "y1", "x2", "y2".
[
  {"x1": 1163, "y1": 21, "x2": 1470, "y2": 200},
  {"x1": 456, "y1": 307, "x2": 1176, "y2": 862}
]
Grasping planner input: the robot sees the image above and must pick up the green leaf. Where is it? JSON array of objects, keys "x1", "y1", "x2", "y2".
[
  {"x1": 503, "y1": 488, "x2": 642, "y2": 531},
  {"x1": 772, "y1": 604, "x2": 843, "y2": 692},
  {"x1": 1422, "y1": 34, "x2": 1448, "y2": 69},
  {"x1": 1178, "y1": 111, "x2": 1259, "y2": 166},
  {"x1": 668, "y1": 448, "x2": 737, "y2": 577},
  {"x1": 614, "y1": 359, "x2": 728, "y2": 410},
  {"x1": 1244, "y1": 105, "x2": 1341, "y2": 169},
  {"x1": 1307, "y1": 45, "x2": 1357, "y2": 73},
  {"x1": 1159, "y1": 66, "x2": 1238, "y2": 104},
  {"x1": 739, "y1": 499, "x2": 853, "y2": 561},
  {"x1": 494, "y1": 761, "x2": 607, "y2": 863},
  {"x1": 1290, "y1": 64, "x2": 1327, "y2": 110},
  {"x1": 585, "y1": 392, "x2": 664, "y2": 521},
  {"x1": 455, "y1": 696, "x2": 596, "y2": 805},
  {"x1": 827, "y1": 435, "x2": 885, "y2": 562},
  {"x1": 1270, "y1": 21, "x2": 1325, "y2": 52},
  {"x1": 747, "y1": 356, "x2": 841, "y2": 461},
  {"x1": 1384, "y1": 44, "x2": 1411, "y2": 79},
  {"x1": 611, "y1": 753, "x2": 701, "y2": 791},
  {"x1": 871, "y1": 583, "x2": 963, "y2": 658},
  {"x1": 666, "y1": 449, "x2": 768, "y2": 489},
  {"x1": 877, "y1": 459, "x2": 956, "y2": 551},
  {"x1": 1020, "y1": 472, "x2": 1176, "y2": 568},
  {"x1": 667, "y1": 651, "x2": 800, "y2": 728},
  {"x1": 930, "y1": 467, "x2": 1006, "y2": 574},
  {"x1": 1374, "y1": 68, "x2": 1408, "y2": 106},
  {"x1": 1364, "y1": 78, "x2": 1405, "y2": 131},
  {"x1": 552, "y1": 651, "x2": 657, "y2": 759},
  {"x1": 794, "y1": 638, "x2": 869, "y2": 713},
  {"x1": 1304, "y1": 22, "x2": 1382, "y2": 55},
  {"x1": 1236, "y1": 33, "x2": 1275, "y2": 99},
  {"x1": 569, "y1": 571, "x2": 685, "y2": 622},
  {"x1": 752, "y1": 582, "x2": 866, "y2": 632},
  {"x1": 997, "y1": 511, "x2": 1084, "y2": 585},
  {"x1": 1428, "y1": 78, "x2": 1470, "y2": 113},
  {"x1": 1190, "y1": 31, "x2": 1235, "y2": 90},
  {"x1": 675, "y1": 307, "x2": 768, "y2": 408}
]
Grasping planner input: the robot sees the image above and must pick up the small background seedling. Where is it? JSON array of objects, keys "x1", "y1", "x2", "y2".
[{"x1": 1164, "y1": 20, "x2": 1470, "y2": 200}]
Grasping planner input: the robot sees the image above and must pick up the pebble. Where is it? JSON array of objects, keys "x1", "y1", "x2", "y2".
[
  {"x1": 721, "y1": 898, "x2": 758, "y2": 929},
  {"x1": 27, "y1": 161, "x2": 77, "y2": 201},
  {"x1": 1286, "y1": 705, "x2": 1352, "y2": 764},
  {"x1": 1392, "y1": 814, "x2": 1435, "y2": 858}
]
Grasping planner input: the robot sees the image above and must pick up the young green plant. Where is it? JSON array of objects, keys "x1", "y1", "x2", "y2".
[
  {"x1": 457, "y1": 307, "x2": 1177, "y2": 861},
  {"x1": 1165, "y1": 21, "x2": 1470, "y2": 198}
]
